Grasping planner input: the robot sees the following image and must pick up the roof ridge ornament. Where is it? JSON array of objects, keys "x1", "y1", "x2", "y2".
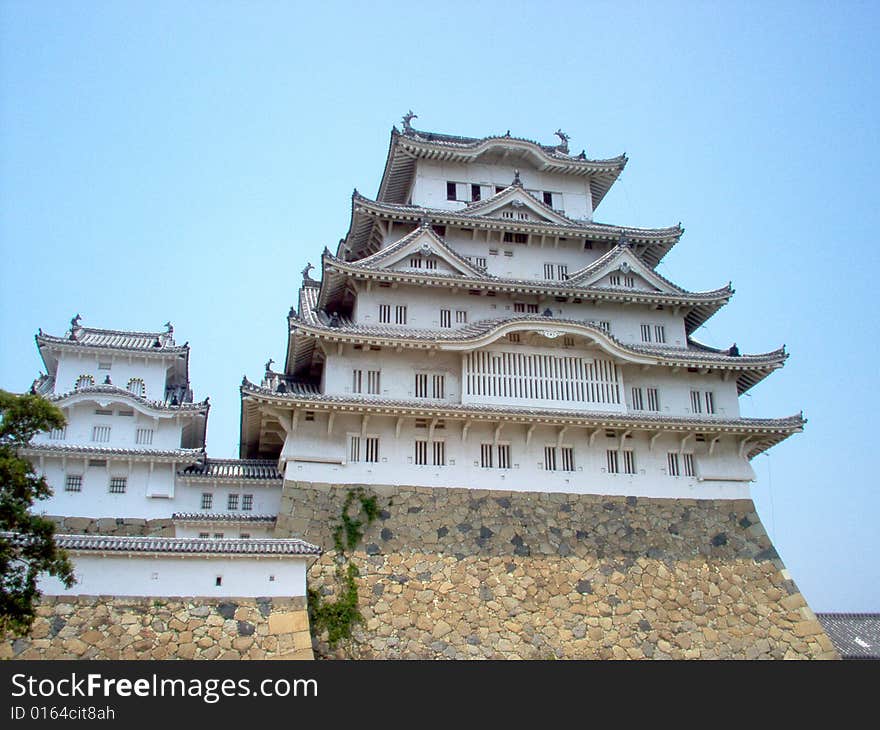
[
  {"x1": 402, "y1": 110, "x2": 417, "y2": 134},
  {"x1": 512, "y1": 169, "x2": 523, "y2": 187},
  {"x1": 419, "y1": 213, "x2": 432, "y2": 229},
  {"x1": 302, "y1": 262, "x2": 316, "y2": 284},
  {"x1": 69, "y1": 313, "x2": 81, "y2": 341},
  {"x1": 555, "y1": 129, "x2": 570, "y2": 154},
  {"x1": 265, "y1": 358, "x2": 274, "y2": 373},
  {"x1": 618, "y1": 232, "x2": 632, "y2": 248}
]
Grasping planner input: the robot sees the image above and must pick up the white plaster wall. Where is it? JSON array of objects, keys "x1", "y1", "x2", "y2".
[
  {"x1": 411, "y1": 160, "x2": 593, "y2": 219},
  {"x1": 54, "y1": 351, "x2": 173, "y2": 399},
  {"x1": 622, "y1": 367, "x2": 741, "y2": 418},
  {"x1": 38, "y1": 553, "x2": 308, "y2": 598},
  {"x1": 32, "y1": 400, "x2": 188, "y2": 451},
  {"x1": 174, "y1": 524, "x2": 275, "y2": 539},
  {"x1": 283, "y1": 417, "x2": 752, "y2": 499},
  {"x1": 352, "y1": 283, "x2": 688, "y2": 347},
  {"x1": 31, "y1": 456, "x2": 281, "y2": 519}
]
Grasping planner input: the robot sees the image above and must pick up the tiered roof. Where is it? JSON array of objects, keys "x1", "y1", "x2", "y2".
[
  {"x1": 48, "y1": 533, "x2": 320, "y2": 556},
  {"x1": 179, "y1": 458, "x2": 283, "y2": 483},
  {"x1": 377, "y1": 124, "x2": 627, "y2": 211}
]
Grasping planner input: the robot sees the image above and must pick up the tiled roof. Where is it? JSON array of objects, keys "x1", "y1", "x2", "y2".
[
  {"x1": 171, "y1": 513, "x2": 277, "y2": 523},
  {"x1": 179, "y1": 459, "x2": 282, "y2": 480},
  {"x1": 47, "y1": 533, "x2": 321, "y2": 556},
  {"x1": 816, "y1": 614, "x2": 880, "y2": 659},
  {"x1": 21, "y1": 444, "x2": 205, "y2": 460},
  {"x1": 37, "y1": 327, "x2": 187, "y2": 354},
  {"x1": 48, "y1": 385, "x2": 208, "y2": 413}
]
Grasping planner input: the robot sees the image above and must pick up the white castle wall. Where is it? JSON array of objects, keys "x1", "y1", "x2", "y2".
[
  {"x1": 54, "y1": 351, "x2": 174, "y2": 400},
  {"x1": 320, "y1": 345, "x2": 740, "y2": 418},
  {"x1": 411, "y1": 160, "x2": 593, "y2": 219},
  {"x1": 281, "y1": 414, "x2": 753, "y2": 499},
  {"x1": 352, "y1": 284, "x2": 689, "y2": 348},
  {"x1": 38, "y1": 553, "x2": 307, "y2": 598}
]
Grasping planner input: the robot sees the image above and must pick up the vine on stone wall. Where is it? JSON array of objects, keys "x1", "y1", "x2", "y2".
[{"x1": 308, "y1": 488, "x2": 380, "y2": 648}]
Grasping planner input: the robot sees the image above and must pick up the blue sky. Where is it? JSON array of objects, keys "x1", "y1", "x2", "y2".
[{"x1": 2, "y1": 1, "x2": 878, "y2": 611}]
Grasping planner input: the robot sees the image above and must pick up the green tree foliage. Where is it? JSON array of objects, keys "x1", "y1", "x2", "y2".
[{"x1": 0, "y1": 390, "x2": 75, "y2": 638}]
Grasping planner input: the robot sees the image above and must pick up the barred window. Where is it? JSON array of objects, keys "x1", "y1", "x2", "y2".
[
  {"x1": 647, "y1": 387, "x2": 660, "y2": 412},
  {"x1": 624, "y1": 276, "x2": 635, "y2": 288},
  {"x1": 365, "y1": 436, "x2": 379, "y2": 463},
  {"x1": 497, "y1": 444, "x2": 511, "y2": 469},
  {"x1": 415, "y1": 373, "x2": 428, "y2": 398},
  {"x1": 349, "y1": 435, "x2": 361, "y2": 463},
  {"x1": 683, "y1": 453, "x2": 696, "y2": 477},
  {"x1": 242, "y1": 494, "x2": 253, "y2": 511},
  {"x1": 480, "y1": 443, "x2": 493, "y2": 469},
  {"x1": 378, "y1": 304, "x2": 391, "y2": 323},
  {"x1": 91, "y1": 425, "x2": 111, "y2": 443},
  {"x1": 65, "y1": 474, "x2": 82, "y2": 492},
  {"x1": 127, "y1": 378, "x2": 145, "y2": 397},
  {"x1": 415, "y1": 440, "x2": 428, "y2": 465},
  {"x1": 409, "y1": 256, "x2": 422, "y2": 269},
  {"x1": 440, "y1": 309, "x2": 451, "y2": 328},
  {"x1": 455, "y1": 310, "x2": 467, "y2": 324},
  {"x1": 227, "y1": 494, "x2": 239, "y2": 510},
  {"x1": 425, "y1": 258, "x2": 437, "y2": 270},
  {"x1": 352, "y1": 370, "x2": 363, "y2": 394},
  {"x1": 239, "y1": 533, "x2": 251, "y2": 540},
  {"x1": 198, "y1": 532, "x2": 210, "y2": 539},
  {"x1": 395, "y1": 305, "x2": 407, "y2": 325},
  {"x1": 432, "y1": 374, "x2": 445, "y2": 399},
  {"x1": 367, "y1": 370, "x2": 381, "y2": 395},
  {"x1": 201, "y1": 493, "x2": 213, "y2": 510},
  {"x1": 561, "y1": 447, "x2": 575, "y2": 472},
  {"x1": 75, "y1": 375, "x2": 94, "y2": 390},
  {"x1": 475, "y1": 257, "x2": 487, "y2": 268},
  {"x1": 609, "y1": 274, "x2": 621, "y2": 286},
  {"x1": 622, "y1": 450, "x2": 636, "y2": 475},
  {"x1": 654, "y1": 325, "x2": 666, "y2": 344},
  {"x1": 631, "y1": 387, "x2": 645, "y2": 411},
  {"x1": 606, "y1": 450, "x2": 620, "y2": 474},
  {"x1": 705, "y1": 391, "x2": 715, "y2": 414},
  {"x1": 49, "y1": 427, "x2": 66, "y2": 440},
  {"x1": 667, "y1": 452, "x2": 681, "y2": 477},
  {"x1": 213, "y1": 533, "x2": 224, "y2": 540},
  {"x1": 432, "y1": 441, "x2": 446, "y2": 466},
  {"x1": 598, "y1": 320, "x2": 611, "y2": 334},
  {"x1": 135, "y1": 428, "x2": 153, "y2": 445},
  {"x1": 690, "y1": 390, "x2": 703, "y2": 414},
  {"x1": 108, "y1": 477, "x2": 127, "y2": 494},
  {"x1": 544, "y1": 446, "x2": 557, "y2": 471},
  {"x1": 640, "y1": 324, "x2": 652, "y2": 343}
]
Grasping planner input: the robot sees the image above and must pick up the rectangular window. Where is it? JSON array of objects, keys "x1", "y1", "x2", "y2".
[
  {"x1": 198, "y1": 532, "x2": 210, "y2": 540},
  {"x1": 415, "y1": 440, "x2": 428, "y2": 466},
  {"x1": 489, "y1": 248, "x2": 499, "y2": 256},
  {"x1": 609, "y1": 274, "x2": 621, "y2": 286},
  {"x1": 227, "y1": 494, "x2": 239, "y2": 510},
  {"x1": 544, "y1": 446, "x2": 557, "y2": 471},
  {"x1": 640, "y1": 324, "x2": 652, "y2": 343},
  {"x1": 49, "y1": 427, "x2": 66, "y2": 440},
  {"x1": 201, "y1": 493, "x2": 213, "y2": 510},
  {"x1": 91, "y1": 425, "x2": 111, "y2": 443},
  {"x1": 668, "y1": 452, "x2": 681, "y2": 477},
  {"x1": 378, "y1": 304, "x2": 391, "y2": 323},
  {"x1": 432, "y1": 374, "x2": 445, "y2": 399},
  {"x1": 543, "y1": 191, "x2": 553, "y2": 206},
  {"x1": 514, "y1": 302, "x2": 526, "y2": 313},
  {"x1": 631, "y1": 387, "x2": 645, "y2": 411},
  {"x1": 440, "y1": 309, "x2": 451, "y2": 328},
  {"x1": 606, "y1": 450, "x2": 620, "y2": 474},
  {"x1": 690, "y1": 390, "x2": 703, "y2": 414},
  {"x1": 507, "y1": 333, "x2": 521, "y2": 343},
  {"x1": 557, "y1": 264, "x2": 568, "y2": 280},
  {"x1": 365, "y1": 436, "x2": 379, "y2": 463},
  {"x1": 98, "y1": 361, "x2": 112, "y2": 370},
  {"x1": 455, "y1": 310, "x2": 467, "y2": 324},
  {"x1": 425, "y1": 259, "x2": 437, "y2": 270},
  {"x1": 367, "y1": 370, "x2": 381, "y2": 395},
  {"x1": 598, "y1": 321, "x2": 611, "y2": 334},
  {"x1": 705, "y1": 391, "x2": 716, "y2": 414},
  {"x1": 622, "y1": 450, "x2": 636, "y2": 475},
  {"x1": 683, "y1": 453, "x2": 695, "y2": 477},
  {"x1": 647, "y1": 387, "x2": 660, "y2": 412},
  {"x1": 213, "y1": 533, "x2": 224, "y2": 540},
  {"x1": 395, "y1": 305, "x2": 407, "y2": 324},
  {"x1": 544, "y1": 263, "x2": 555, "y2": 280},
  {"x1": 352, "y1": 369, "x2": 363, "y2": 394},
  {"x1": 415, "y1": 373, "x2": 428, "y2": 398},
  {"x1": 94, "y1": 408, "x2": 113, "y2": 416},
  {"x1": 497, "y1": 444, "x2": 511, "y2": 469},
  {"x1": 239, "y1": 533, "x2": 251, "y2": 540},
  {"x1": 409, "y1": 256, "x2": 422, "y2": 268},
  {"x1": 65, "y1": 474, "x2": 82, "y2": 492},
  {"x1": 108, "y1": 477, "x2": 127, "y2": 494},
  {"x1": 447, "y1": 181, "x2": 456, "y2": 201},
  {"x1": 562, "y1": 336, "x2": 575, "y2": 347},
  {"x1": 433, "y1": 441, "x2": 446, "y2": 466},
  {"x1": 135, "y1": 428, "x2": 153, "y2": 445},
  {"x1": 471, "y1": 183, "x2": 481, "y2": 201},
  {"x1": 475, "y1": 256, "x2": 487, "y2": 268},
  {"x1": 624, "y1": 276, "x2": 635, "y2": 288},
  {"x1": 654, "y1": 325, "x2": 666, "y2": 344},
  {"x1": 481, "y1": 443, "x2": 493, "y2": 468},
  {"x1": 349, "y1": 435, "x2": 361, "y2": 462},
  {"x1": 242, "y1": 494, "x2": 253, "y2": 511},
  {"x1": 561, "y1": 447, "x2": 575, "y2": 472}
]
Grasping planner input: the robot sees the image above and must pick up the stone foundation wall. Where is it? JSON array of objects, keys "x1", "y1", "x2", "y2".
[
  {"x1": 276, "y1": 482, "x2": 837, "y2": 660},
  {"x1": 2, "y1": 596, "x2": 313, "y2": 660},
  {"x1": 47, "y1": 515, "x2": 174, "y2": 536}
]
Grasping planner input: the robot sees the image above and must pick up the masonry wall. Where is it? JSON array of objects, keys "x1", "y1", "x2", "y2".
[
  {"x1": 276, "y1": 482, "x2": 837, "y2": 660},
  {"x1": 1, "y1": 596, "x2": 312, "y2": 660}
]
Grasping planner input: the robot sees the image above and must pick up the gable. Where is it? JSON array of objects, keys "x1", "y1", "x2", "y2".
[
  {"x1": 357, "y1": 227, "x2": 483, "y2": 277},
  {"x1": 462, "y1": 186, "x2": 572, "y2": 225},
  {"x1": 567, "y1": 246, "x2": 683, "y2": 295}
]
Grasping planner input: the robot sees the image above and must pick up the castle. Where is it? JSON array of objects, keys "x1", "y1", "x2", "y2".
[{"x1": 6, "y1": 117, "x2": 836, "y2": 660}]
